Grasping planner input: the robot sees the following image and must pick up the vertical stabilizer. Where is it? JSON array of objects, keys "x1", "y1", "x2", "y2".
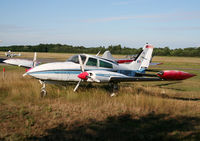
[
  {"x1": 102, "y1": 51, "x2": 115, "y2": 60},
  {"x1": 127, "y1": 44, "x2": 154, "y2": 70}
]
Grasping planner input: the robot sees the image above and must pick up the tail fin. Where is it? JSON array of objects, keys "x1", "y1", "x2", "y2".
[
  {"x1": 127, "y1": 44, "x2": 154, "y2": 70},
  {"x1": 102, "y1": 51, "x2": 115, "y2": 60}
]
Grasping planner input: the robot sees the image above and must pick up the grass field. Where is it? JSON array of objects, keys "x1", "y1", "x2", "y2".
[{"x1": 0, "y1": 53, "x2": 200, "y2": 141}]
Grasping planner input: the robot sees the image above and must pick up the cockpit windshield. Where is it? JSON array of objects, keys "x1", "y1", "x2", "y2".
[{"x1": 67, "y1": 55, "x2": 86, "y2": 64}]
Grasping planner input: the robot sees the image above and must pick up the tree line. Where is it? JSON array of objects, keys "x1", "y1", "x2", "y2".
[{"x1": 0, "y1": 44, "x2": 200, "y2": 57}]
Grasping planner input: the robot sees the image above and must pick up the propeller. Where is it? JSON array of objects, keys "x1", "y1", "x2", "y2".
[
  {"x1": 73, "y1": 55, "x2": 85, "y2": 92},
  {"x1": 78, "y1": 55, "x2": 84, "y2": 72},
  {"x1": 73, "y1": 55, "x2": 100, "y2": 92},
  {"x1": 96, "y1": 50, "x2": 101, "y2": 56},
  {"x1": 73, "y1": 80, "x2": 82, "y2": 92},
  {"x1": 23, "y1": 52, "x2": 37, "y2": 77},
  {"x1": 33, "y1": 52, "x2": 37, "y2": 68}
]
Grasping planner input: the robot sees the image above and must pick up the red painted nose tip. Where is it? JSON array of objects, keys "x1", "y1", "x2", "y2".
[
  {"x1": 78, "y1": 72, "x2": 88, "y2": 80},
  {"x1": 26, "y1": 68, "x2": 33, "y2": 72}
]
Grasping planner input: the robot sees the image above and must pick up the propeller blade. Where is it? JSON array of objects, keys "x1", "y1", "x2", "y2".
[
  {"x1": 33, "y1": 52, "x2": 37, "y2": 67},
  {"x1": 93, "y1": 78, "x2": 100, "y2": 83},
  {"x1": 74, "y1": 80, "x2": 81, "y2": 92},
  {"x1": 22, "y1": 73, "x2": 27, "y2": 77},
  {"x1": 96, "y1": 50, "x2": 101, "y2": 56},
  {"x1": 78, "y1": 55, "x2": 84, "y2": 72}
]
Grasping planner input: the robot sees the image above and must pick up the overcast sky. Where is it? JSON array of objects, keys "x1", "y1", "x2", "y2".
[{"x1": 0, "y1": 0, "x2": 200, "y2": 48}]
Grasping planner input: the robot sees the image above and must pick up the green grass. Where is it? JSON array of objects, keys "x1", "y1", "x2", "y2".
[{"x1": 0, "y1": 55, "x2": 200, "y2": 140}]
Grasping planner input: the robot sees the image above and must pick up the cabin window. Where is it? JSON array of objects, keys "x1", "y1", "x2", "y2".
[
  {"x1": 67, "y1": 55, "x2": 86, "y2": 64},
  {"x1": 99, "y1": 60, "x2": 113, "y2": 68},
  {"x1": 86, "y1": 57, "x2": 97, "y2": 66}
]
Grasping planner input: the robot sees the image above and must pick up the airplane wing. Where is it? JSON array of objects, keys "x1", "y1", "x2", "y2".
[
  {"x1": 3, "y1": 59, "x2": 38, "y2": 68},
  {"x1": 109, "y1": 70, "x2": 195, "y2": 82},
  {"x1": 3, "y1": 52, "x2": 39, "y2": 68},
  {"x1": 79, "y1": 70, "x2": 195, "y2": 83}
]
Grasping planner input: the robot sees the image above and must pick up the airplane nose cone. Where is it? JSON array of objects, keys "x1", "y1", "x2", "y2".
[
  {"x1": 26, "y1": 68, "x2": 33, "y2": 72},
  {"x1": 78, "y1": 72, "x2": 88, "y2": 80},
  {"x1": 25, "y1": 66, "x2": 40, "y2": 76}
]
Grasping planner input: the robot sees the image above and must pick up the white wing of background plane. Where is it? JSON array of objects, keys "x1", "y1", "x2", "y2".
[
  {"x1": 3, "y1": 52, "x2": 39, "y2": 68},
  {"x1": 3, "y1": 59, "x2": 35, "y2": 68}
]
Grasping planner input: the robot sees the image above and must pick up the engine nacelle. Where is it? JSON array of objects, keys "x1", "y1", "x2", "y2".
[
  {"x1": 78, "y1": 71, "x2": 100, "y2": 82},
  {"x1": 157, "y1": 70, "x2": 196, "y2": 80}
]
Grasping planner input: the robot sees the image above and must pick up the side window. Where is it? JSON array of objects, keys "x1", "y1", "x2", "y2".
[
  {"x1": 100, "y1": 60, "x2": 113, "y2": 68},
  {"x1": 67, "y1": 55, "x2": 86, "y2": 64},
  {"x1": 86, "y1": 57, "x2": 97, "y2": 66},
  {"x1": 70, "y1": 55, "x2": 79, "y2": 63}
]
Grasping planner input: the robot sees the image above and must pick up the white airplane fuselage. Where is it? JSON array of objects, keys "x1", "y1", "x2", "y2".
[
  {"x1": 27, "y1": 54, "x2": 140, "y2": 83},
  {"x1": 26, "y1": 44, "x2": 154, "y2": 86}
]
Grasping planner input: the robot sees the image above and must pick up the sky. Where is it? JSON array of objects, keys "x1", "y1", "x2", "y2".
[{"x1": 0, "y1": 0, "x2": 200, "y2": 48}]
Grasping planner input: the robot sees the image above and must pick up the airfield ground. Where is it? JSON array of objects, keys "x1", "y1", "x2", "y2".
[{"x1": 0, "y1": 52, "x2": 200, "y2": 140}]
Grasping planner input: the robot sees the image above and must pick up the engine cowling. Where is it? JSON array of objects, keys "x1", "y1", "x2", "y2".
[{"x1": 157, "y1": 70, "x2": 196, "y2": 80}]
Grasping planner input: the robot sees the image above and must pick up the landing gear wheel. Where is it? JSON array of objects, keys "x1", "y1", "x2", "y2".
[
  {"x1": 110, "y1": 93, "x2": 116, "y2": 97},
  {"x1": 110, "y1": 82, "x2": 119, "y2": 97},
  {"x1": 40, "y1": 89, "x2": 47, "y2": 97}
]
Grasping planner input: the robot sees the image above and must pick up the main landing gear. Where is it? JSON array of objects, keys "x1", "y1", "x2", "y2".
[
  {"x1": 39, "y1": 80, "x2": 47, "y2": 97},
  {"x1": 110, "y1": 82, "x2": 119, "y2": 97}
]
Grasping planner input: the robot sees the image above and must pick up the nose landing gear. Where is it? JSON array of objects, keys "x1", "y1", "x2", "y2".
[{"x1": 39, "y1": 80, "x2": 47, "y2": 97}]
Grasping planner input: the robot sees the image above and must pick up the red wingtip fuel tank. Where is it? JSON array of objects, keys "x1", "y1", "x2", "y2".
[
  {"x1": 78, "y1": 72, "x2": 88, "y2": 80},
  {"x1": 157, "y1": 70, "x2": 196, "y2": 80}
]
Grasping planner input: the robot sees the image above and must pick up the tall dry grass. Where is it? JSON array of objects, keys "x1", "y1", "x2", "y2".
[{"x1": 0, "y1": 69, "x2": 199, "y2": 118}]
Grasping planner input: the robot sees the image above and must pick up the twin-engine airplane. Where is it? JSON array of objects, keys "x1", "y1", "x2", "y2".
[
  {"x1": 24, "y1": 44, "x2": 196, "y2": 97},
  {"x1": 5, "y1": 50, "x2": 21, "y2": 58}
]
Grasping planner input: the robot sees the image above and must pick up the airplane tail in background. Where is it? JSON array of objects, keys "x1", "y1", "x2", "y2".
[
  {"x1": 102, "y1": 51, "x2": 115, "y2": 60},
  {"x1": 127, "y1": 44, "x2": 154, "y2": 70}
]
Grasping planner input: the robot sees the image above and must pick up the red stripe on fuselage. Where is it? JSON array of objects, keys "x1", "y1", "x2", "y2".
[{"x1": 146, "y1": 45, "x2": 153, "y2": 48}]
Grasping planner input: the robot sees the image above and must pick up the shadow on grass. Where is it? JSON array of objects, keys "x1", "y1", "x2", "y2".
[
  {"x1": 155, "y1": 81, "x2": 181, "y2": 87},
  {"x1": 154, "y1": 81, "x2": 186, "y2": 91},
  {"x1": 27, "y1": 113, "x2": 200, "y2": 141},
  {"x1": 138, "y1": 83, "x2": 200, "y2": 101}
]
